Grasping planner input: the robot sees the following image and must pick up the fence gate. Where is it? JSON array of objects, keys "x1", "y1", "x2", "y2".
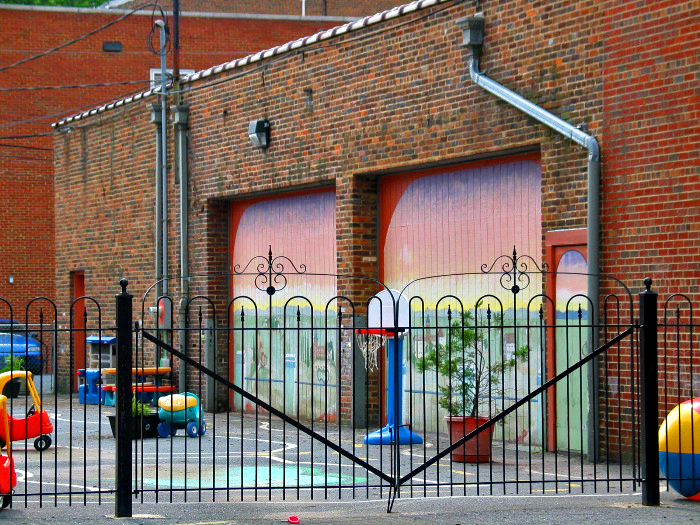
[{"x1": 0, "y1": 248, "x2": 686, "y2": 515}]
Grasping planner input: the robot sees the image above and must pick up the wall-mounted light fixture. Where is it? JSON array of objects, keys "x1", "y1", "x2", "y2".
[
  {"x1": 248, "y1": 119, "x2": 271, "y2": 150},
  {"x1": 8, "y1": 275, "x2": 13, "y2": 284}
]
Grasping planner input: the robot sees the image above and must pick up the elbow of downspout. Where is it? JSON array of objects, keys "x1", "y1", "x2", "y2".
[{"x1": 461, "y1": 14, "x2": 601, "y2": 319}]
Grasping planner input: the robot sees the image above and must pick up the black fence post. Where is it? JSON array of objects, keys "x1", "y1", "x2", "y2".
[
  {"x1": 115, "y1": 279, "x2": 133, "y2": 517},
  {"x1": 639, "y1": 277, "x2": 660, "y2": 506}
]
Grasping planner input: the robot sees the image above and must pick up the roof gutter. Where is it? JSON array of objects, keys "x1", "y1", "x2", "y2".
[{"x1": 456, "y1": 14, "x2": 600, "y2": 326}]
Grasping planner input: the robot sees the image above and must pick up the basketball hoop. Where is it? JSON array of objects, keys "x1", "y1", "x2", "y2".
[{"x1": 355, "y1": 328, "x2": 393, "y2": 372}]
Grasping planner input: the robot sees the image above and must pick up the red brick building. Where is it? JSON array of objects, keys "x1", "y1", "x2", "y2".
[
  {"x1": 0, "y1": 2, "x2": 377, "y2": 319},
  {"x1": 51, "y1": 0, "x2": 699, "y2": 454}
]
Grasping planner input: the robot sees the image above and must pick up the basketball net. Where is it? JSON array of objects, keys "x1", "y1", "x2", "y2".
[{"x1": 358, "y1": 333, "x2": 382, "y2": 372}]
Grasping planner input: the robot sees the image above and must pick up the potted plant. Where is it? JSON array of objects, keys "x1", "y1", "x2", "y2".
[
  {"x1": 108, "y1": 396, "x2": 160, "y2": 439},
  {"x1": 0, "y1": 356, "x2": 25, "y2": 398},
  {"x1": 417, "y1": 309, "x2": 528, "y2": 463}
]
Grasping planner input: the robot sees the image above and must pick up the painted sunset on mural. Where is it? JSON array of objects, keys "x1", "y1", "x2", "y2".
[
  {"x1": 380, "y1": 156, "x2": 542, "y2": 312},
  {"x1": 231, "y1": 190, "x2": 337, "y2": 311}
]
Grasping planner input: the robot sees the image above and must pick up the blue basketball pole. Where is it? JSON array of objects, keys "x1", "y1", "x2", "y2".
[{"x1": 364, "y1": 335, "x2": 423, "y2": 445}]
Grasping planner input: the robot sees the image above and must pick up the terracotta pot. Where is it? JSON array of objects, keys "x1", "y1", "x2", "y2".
[{"x1": 444, "y1": 415, "x2": 492, "y2": 463}]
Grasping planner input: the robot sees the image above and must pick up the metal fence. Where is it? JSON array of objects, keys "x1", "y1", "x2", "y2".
[
  {"x1": 0, "y1": 252, "x2": 693, "y2": 515},
  {"x1": 659, "y1": 293, "x2": 700, "y2": 500}
]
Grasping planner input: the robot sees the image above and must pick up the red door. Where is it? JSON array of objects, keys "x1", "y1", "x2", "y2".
[
  {"x1": 545, "y1": 229, "x2": 588, "y2": 451},
  {"x1": 72, "y1": 272, "x2": 85, "y2": 392}
]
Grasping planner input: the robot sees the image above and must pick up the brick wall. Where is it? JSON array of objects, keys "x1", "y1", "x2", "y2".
[
  {"x1": 600, "y1": 0, "x2": 700, "y2": 456},
  {"x1": 602, "y1": 0, "x2": 700, "y2": 296}
]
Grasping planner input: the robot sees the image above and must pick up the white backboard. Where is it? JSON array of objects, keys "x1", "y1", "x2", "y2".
[{"x1": 367, "y1": 289, "x2": 409, "y2": 330}]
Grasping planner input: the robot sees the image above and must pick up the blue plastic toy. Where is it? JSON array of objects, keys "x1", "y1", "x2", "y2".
[
  {"x1": 157, "y1": 392, "x2": 206, "y2": 438},
  {"x1": 77, "y1": 368, "x2": 101, "y2": 405}
]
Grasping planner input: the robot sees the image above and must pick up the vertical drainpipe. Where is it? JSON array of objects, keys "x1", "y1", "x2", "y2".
[
  {"x1": 156, "y1": 21, "x2": 169, "y2": 298},
  {"x1": 151, "y1": 104, "x2": 163, "y2": 300},
  {"x1": 174, "y1": 103, "x2": 189, "y2": 392},
  {"x1": 456, "y1": 15, "x2": 601, "y2": 458}
]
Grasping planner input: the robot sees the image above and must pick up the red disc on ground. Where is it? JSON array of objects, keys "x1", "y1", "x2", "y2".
[{"x1": 288, "y1": 516, "x2": 300, "y2": 524}]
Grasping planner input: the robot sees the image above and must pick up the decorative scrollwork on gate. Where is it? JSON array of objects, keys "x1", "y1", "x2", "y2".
[
  {"x1": 480, "y1": 246, "x2": 548, "y2": 294},
  {"x1": 232, "y1": 245, "x2": 307, "y2": 295}
]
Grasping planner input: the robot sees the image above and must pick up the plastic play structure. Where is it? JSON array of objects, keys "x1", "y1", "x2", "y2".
[
  {"x1": 659, "y1": 397, "x2": 700, "y2": 500},
  {"x1": 357, "y1": 289, "x2": 423, "y2": 445},
  {"x1": 0, "y1": 395, "x2": 17, "y2": 510},
  {"x1": 157, "y1": 392, "x2": 206, "y2": 438},
  {"x1": 0, "y1": 371, "x2": 53, "y2": 452}
]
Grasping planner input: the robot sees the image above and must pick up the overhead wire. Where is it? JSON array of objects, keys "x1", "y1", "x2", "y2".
[
  {"x1": 0, "y1": 2, "x2": 167, "y2": 74},
  {"x1": 0, "y1": 84, "x2": 156, "y2": 129},
  {"x1": 0, "y1": 132, "x2": 55, "y2": 140},
  {"x1": 0, "y1": 153, "x2": 51, "y2": 162},
  {"x1": 0, "y1": 79, "x2": 152, "y2": 92},
  {"x1": 0, "y1": 143, "x2": 53, "y2": 151}
]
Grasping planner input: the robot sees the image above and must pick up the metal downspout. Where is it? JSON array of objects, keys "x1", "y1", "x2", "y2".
[
  {"x1": 174, "y1": 103, "x2": 189, "y2": 391},
  {"x1": 457, "y1": 15, "x2": 601, "y2": 457},
  {"x1": 156, "y1": 21, "x2": 169, "y2": 298},
  {"x1": 174, "y1": 104, "x2": 189, "y2": 298},
  {"x1": 150, "y1": 104, "x2": 163, "y2": 300}
]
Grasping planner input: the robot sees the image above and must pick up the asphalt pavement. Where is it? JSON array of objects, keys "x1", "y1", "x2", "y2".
[{"x1": 1, "y1": 491, "x2": 699, "y2": 525}]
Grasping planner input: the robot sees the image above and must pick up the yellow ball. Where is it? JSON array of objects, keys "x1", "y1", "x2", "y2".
[{"x1": 659, "y1": 398, "x2": 700, "y2": 499}]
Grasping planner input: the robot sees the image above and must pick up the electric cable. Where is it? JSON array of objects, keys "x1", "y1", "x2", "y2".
[
  {"x1": 0, "y1": 2, "x2": 167, "y2": 74},
  {"x1": 0, "y1": 132, "x2": 55, "y2": 140},
  {"x1": 14, "y1": 0, "x2": 462, "y2": 128},
  {"x1": 0, "y1": 153, "x2": 51, "y2": 162},
  {"x1": 148, "y1": 17, "x2": 171, "y2": 56},
  {"x1": 0, "y1": 143, "x2": 53, "y2": 151},
  {"x1": 0, "y1": 79, "x2": 152, "y2": 92},
  {"x1": 0, "y1": 84, "x2": 155, "y2": 129}
]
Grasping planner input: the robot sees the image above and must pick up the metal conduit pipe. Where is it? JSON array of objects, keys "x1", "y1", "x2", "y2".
[
  {"x1": 456, "y1": 14, "x2": 600, "y2": 329},
  {"x1": 150, "y1": 103, "x2": 163, "y2": 300},
  {"x1": 156, "y1": 20, "x2": 169, "y2": 298},
  {"x1": 174, "y1": 103, "x2": 190, "y2": 298},
  {"x1": 174, "y1": 103, "x2": 189, "y2": 390}
]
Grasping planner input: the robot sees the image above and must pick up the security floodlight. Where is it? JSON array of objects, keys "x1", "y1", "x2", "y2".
[{"x1": 248, "y1": 119, "x2": 271, "y2": 149}]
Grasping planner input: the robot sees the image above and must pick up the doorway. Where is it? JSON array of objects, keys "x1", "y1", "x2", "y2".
[
  {"x1": 545, "y1": 229, "x2": 588, "y2": 453},
  {"x1": 72, "y1": 271, "x2": 85, "y2": 392}
]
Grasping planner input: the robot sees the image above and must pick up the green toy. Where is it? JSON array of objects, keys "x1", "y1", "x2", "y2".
[{"x1": 157, "y1": 392, "x2": 206, "y2": 438}]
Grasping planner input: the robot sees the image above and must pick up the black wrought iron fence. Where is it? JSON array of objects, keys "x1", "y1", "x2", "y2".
[
  {"x1": 0, "y1": 296, "x2": 116, "y2": 510},
  {"x1": 659, "y1": 293, "x2": 700, "y2": 500},
  {"x1": 0, "y1": 253, "x2": 683, "y2": 516}
]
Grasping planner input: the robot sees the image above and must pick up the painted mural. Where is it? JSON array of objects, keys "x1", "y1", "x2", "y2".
[
  {"x1": 380, "y1": 156, "x2": 544, "y2": 444},
  {"x1": 555, "y1": 249, "x2": 590, "y2": 453},
  {"x1": 230, "y1": 191, "x2": 338, "y2": 422}
]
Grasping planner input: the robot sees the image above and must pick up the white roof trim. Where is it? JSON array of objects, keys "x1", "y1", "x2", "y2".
[{"x1": 53, "y1": 0, "x2": 451, "y2": 128}]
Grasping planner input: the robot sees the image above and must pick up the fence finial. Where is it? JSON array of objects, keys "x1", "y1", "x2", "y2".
[
  {"x1": 644, "y1": 277, "x2": 652, "y2": 291},
  {"x1": 120, "y1": 278, "x2": 129, "y2": 294}
]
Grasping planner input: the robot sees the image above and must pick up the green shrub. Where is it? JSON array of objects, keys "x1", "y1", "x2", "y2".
[
  {"x1": 0, "y1": 355, "x2": 25, "y2": 374},
  {"x1": 132, "y1": 395, "x2": 151, "y2": 416}
]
